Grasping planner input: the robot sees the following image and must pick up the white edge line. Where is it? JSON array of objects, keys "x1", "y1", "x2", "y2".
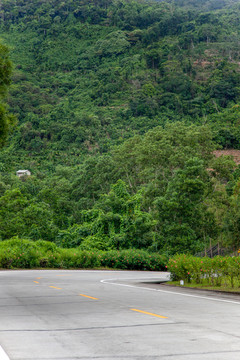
[
  {"x1": 0, "y1": 346, "x2": 10, "y2": 360},
  {"x1": 100, "y1": 278, "x2": 240, "y2": 305}
]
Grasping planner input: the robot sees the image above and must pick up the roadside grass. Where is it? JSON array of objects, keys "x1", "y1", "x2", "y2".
[
  {"x1": 166, "y1": 279, "x2": 240, "y2": 293},
  {"x1": 167, "y1": 254, "x2": 240, "y2": 292}
]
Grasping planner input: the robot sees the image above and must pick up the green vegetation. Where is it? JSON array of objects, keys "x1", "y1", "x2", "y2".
[
  {"x1": 1, "y1": 0, "x2": 240, "y2": 260},
  {"x1": 0, "y1": 238, "x2": 167, "y2": 270},
  {"x1": 167, "y1": 254, "x2": 240, "y2": 290},
  {"x1": 2, "y1": 0, "x2": 240, "y2": 165},
  {"x1": 0, "y1": 43, "x2": 15, "y2": 147},
  {"x1": 1, "y1": 121, "x2": 237, "y2": 255}
]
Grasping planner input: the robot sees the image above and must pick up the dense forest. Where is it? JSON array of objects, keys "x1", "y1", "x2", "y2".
[{"x1": 1, "y1": 0, "x2": 240, "y2": 256}]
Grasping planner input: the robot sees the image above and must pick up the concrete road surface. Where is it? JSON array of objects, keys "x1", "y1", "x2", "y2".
[{"x1": 0, "y1": 270, "x2": 240, "y2": 360}]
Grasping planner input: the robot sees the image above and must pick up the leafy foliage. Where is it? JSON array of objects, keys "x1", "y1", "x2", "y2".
[
  {"x1": 0, "y1": 0, "x2": 240, "y2": 255},
  {"x1": 57, "y1": 180, "x2": 156, "y2": 250},
  {"x1": 0, "y1": 237, "x2": 167, "y2": 270},
  {"x1": 0, "y1": 43, "x2": 15, "y2": 147},
  {"x1": 168, "y1": 254, "x2": 240, "y2": 289}
]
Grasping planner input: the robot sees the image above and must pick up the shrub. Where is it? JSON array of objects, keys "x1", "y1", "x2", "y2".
[
  {"x1": 0, "y1": 237, "x2": 40, "y2": 268},
  {"x1": 0, "y1": 238, "x2": 167, "y2": 271},
  {"x1": 99, "y1": 249, "x2": 167, "y2": 271},
  {"x1": 167, "y1": 254, "x2": 240, "y2": 288}
]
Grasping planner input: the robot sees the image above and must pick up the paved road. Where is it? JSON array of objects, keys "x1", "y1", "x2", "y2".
[{"x1": 0, "y1": 270, "x2": 240, "y2": 360}]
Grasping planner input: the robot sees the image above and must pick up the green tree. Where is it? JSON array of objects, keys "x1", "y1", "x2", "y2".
[
  {"x1": 154, "y1": 158, "x2": 216, "y2": 254},
  {"x1": 113, "y1": 122, "x2": 214, "y2": 200},
  {"x1": 0, "y1": 43, "x2": 15, "y2": 147},
  {"x1": 0, "y1": 188, "x2": 28, "y2": 239},
  {"x1": 0, "y1": 187, "x2": 58, "y2": 241},
  {"x1": 58, "y1": 180, "x2": 155, "y2": 250}
]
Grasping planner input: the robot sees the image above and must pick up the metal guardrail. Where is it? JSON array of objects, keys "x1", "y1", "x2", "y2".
[{"x1": 196, "y1": 243, "x2": 233, "y2": 258}]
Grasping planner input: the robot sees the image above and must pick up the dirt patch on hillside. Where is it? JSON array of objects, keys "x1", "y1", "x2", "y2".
[
  {"x1": 193, "y1": 60, "x2": 211, "y2": 68},
  {"x1": 213, "y1": 150, "x2": 240, "y2": 165}
]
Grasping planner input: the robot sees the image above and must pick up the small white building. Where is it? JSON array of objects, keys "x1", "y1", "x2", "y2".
[{"x1": 16, "y1": 170, "x2": 31, "y2": 178}]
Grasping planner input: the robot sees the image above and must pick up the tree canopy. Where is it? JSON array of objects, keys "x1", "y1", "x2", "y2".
[{"x1": 1, "y1": 0, "x2": 240, "y2": 255}]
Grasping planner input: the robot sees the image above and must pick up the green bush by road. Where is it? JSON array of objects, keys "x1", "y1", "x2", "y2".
[
  {"x1": 0, "y1": 238, "x2": 167, "y2": 271},
  {"x1": 167, "y1": 254, "x2": 240, "y2": 289}
]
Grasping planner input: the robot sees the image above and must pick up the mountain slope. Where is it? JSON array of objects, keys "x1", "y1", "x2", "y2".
[
  {"x1": 1, "y1": 0, "x2": 240, "y2": 171},
  {"x1": 0, "y1": 0, "x2": 240, "y2": 253}
]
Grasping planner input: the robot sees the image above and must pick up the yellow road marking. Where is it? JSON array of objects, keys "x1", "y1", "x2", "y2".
[
  {"x1": 33, "y1": 281, "x2": 39, "y2": 284},
  {"x1": 79, "y1": 294, "x2": 98, "y2": 300},
  {"x1": 49, "y1": 286, "x2": 62, "y2": 290},
  {"x1": 131, "y1": 309, "x2": 168, "y2": 319},
  {"x1": 36, "y1": 277, "x2": 42, "y2": 279}
]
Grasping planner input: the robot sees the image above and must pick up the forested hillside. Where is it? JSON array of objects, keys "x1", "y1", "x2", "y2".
[{"x1": 1, "y1": 0, "x2": 240, "y2": 255}]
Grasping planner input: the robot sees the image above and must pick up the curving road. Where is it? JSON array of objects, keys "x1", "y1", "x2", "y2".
[{"x1": 0, "y1": 270, "x2": 240, "y2": 359}]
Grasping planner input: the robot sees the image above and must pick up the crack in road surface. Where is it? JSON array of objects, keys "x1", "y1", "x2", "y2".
[
  {"x1": 0, "y1": 300, "x2": 92, "y2": 307},
  {"x1": 0, "y1": 321, "x2": 182, "y2": 332}
]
